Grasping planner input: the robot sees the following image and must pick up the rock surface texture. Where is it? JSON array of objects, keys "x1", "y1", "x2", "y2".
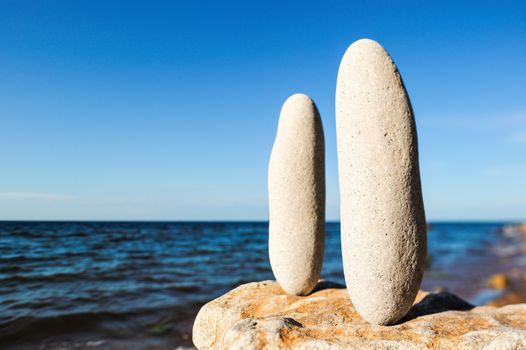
[
  {"x1": 192, "y1": 281, "x2": 526, "y2": 350},
  {"x1": 335, "y1": 38, "x2": 427, "y2": 324},
  {"x1": 268, "y1": 94, "x2": 325, "y2": 296}
]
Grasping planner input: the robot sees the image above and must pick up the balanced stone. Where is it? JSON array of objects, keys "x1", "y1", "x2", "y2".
[
  {"x1": 335, "y1": 39, "x2": 427, "y2": 325},
  {"x1": 268, "y1": 93, "x2": 325, "y2": 296}
]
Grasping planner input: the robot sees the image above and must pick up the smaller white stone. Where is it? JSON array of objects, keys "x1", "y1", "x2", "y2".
[{"x1": 268, "y1": 93, "x2": 325, "y2": 296}]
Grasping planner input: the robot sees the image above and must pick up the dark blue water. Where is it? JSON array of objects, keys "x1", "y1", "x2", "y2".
[{"x1": 1, "y1": 221, "x2": 524, "y2": 349}]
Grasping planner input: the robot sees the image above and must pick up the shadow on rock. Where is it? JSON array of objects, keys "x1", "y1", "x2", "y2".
[
  {"x1": 399, "y1": 292, "x2": 475, "y2": 323},
  {"x1": 311, "y1": 280, "x2": 346, "y2": 293}
]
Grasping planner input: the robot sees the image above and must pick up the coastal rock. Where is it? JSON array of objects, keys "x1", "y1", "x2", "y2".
[
  {"x1": 192, "y1": 281, "x2": 526, "y2": 350},
  {"x1": 268, "y1": 94, "x2": 325, "y2": 296},
  {"x1": 335, "y1": 38, "x2": 427, "y2": 324}
]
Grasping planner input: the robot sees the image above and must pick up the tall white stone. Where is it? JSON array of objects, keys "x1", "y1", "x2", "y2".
[
  {"x1": 268, "y1": 93, "x2": 325, "y2": 296},
  {"x1": 336, "y1": 39, "x2": 427, "y2": 325}
]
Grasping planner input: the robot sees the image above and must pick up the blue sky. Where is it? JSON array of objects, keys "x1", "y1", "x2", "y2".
[{"x1": 0, "y1": 1, "x2": 524, "y2": 221}]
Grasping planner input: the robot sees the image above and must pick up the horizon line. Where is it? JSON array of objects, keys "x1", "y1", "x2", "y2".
[{"x1": 0, "y1": 219, "x2": 523, "y2": 224}]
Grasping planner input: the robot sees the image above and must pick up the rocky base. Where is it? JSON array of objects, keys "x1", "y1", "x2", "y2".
[{"x1": 193, "y1": 281, "x2": 526, "y2": 349}]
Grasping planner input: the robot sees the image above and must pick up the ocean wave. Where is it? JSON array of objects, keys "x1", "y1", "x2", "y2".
[
  {"x1": 0, "y1": 221, "x2": 521, "y2": 349},
  {"x1": 0, "y1": 303, "x2": 201, "y2": 347}
]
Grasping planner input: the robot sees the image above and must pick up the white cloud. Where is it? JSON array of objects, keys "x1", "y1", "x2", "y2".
[
  {"x1": 0, "y1": 192, "x2": 74, "y2": 201},
  {"x1": 483, "y1": 163, "x2": 526, "y2": 176},
  {"x1": 509, "y1": 131, "x2": 526, "y2": 145},
  {"x1": 419, "y1": 109, "x2": 526, "y2": 149},
  {"x1": 420, "y1": 109, "x2": 526, "y2": 130},
  {"x1": 427, "y1": 161, "x2": 446, "y2": 171}
]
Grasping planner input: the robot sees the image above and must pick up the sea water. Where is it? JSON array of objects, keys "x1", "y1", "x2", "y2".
[{"x1": 1, "y1": 221, "x2": 524, "y2": 349}]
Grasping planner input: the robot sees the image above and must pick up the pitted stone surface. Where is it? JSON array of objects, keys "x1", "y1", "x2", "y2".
[
  {"x1": 192, "y1": 281, "x2": 526, "y2": 350},
  {"x1": 268, "y1": 93, "x2": 325, "y2": 296},
  {"x1": 335, "y1": 39, "x2": 427, "y2": 324}
]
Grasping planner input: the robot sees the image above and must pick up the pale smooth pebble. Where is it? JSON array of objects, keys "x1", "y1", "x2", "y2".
[
  {"x1": 335, "y1": 39, "x2": 427, "y2": 325},
  {"x1": 268, "y1": 93, "x2": 325, "y2": 296}
]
